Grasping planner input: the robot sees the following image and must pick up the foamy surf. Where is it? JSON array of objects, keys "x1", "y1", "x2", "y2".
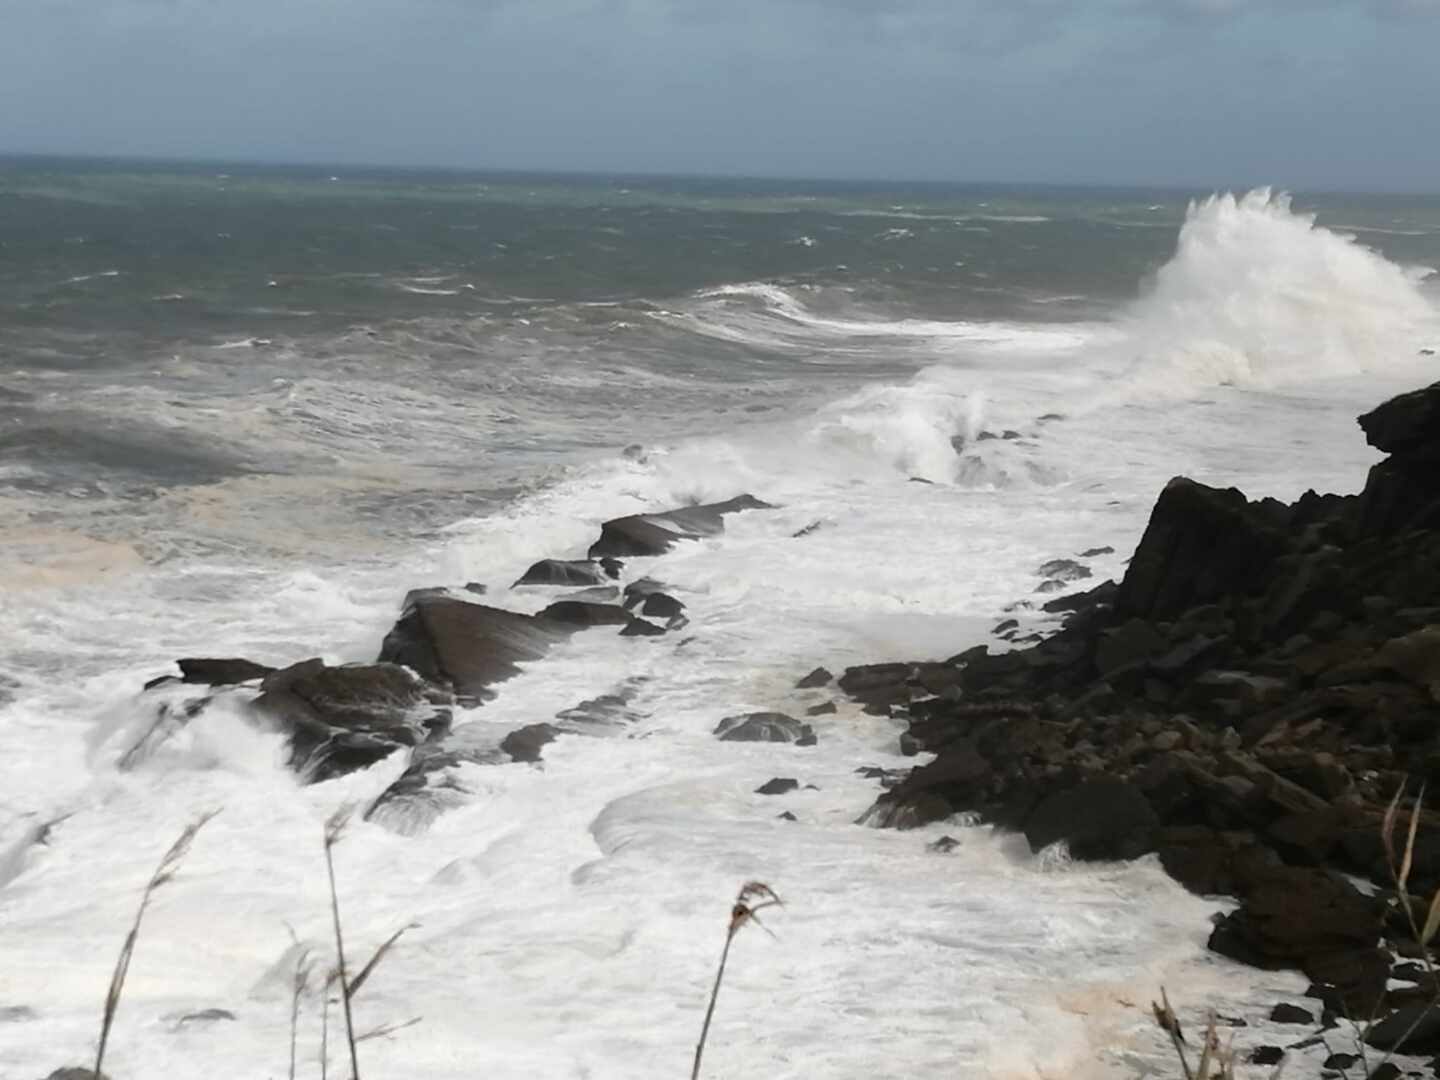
[{"x1": 3, "y1": 174, "x2": 1440, "y2": 1079}]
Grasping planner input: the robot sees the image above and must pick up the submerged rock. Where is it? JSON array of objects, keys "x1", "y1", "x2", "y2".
[
  {"x1": 755, "y1": 777, "x2": 799, "y2": 795},
  {"x1": 714, "y1": 712, "x2": 816, "y2": 745},
  {"x1": 514, "y1": 559, "x2": 616, "y2": 587}
]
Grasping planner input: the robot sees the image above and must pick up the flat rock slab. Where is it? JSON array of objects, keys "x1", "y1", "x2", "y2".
[
  {"x1": 588, "y1": 495, "x2": 774, "y2": 558},
  {"x1": 379, "y1": 593, "x2": 561, "y2": 702}
]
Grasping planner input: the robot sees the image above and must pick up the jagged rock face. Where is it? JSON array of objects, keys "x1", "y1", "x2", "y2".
[
  {"x1": 1358, "y1": 379, "x2": 1440, "y2": 455},
  {"x1": 378, "y1": 594, "x2": 560, "y2": 703},
  {"x1": 1355, "y1": 380, "x2": 1440, "y2": 535},
  {"x1": 588, "y1": 494, "x2": 774, "y2": 558},
  {"x1": 1116, "y1": 478, "x2": 1291, "y2": 621},
  {"x1": 253, "y1": 659, "x2": 451, "y2": 781}
]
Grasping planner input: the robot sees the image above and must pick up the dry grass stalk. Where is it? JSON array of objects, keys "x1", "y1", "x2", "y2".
[
  {"x1": 355, "y1": 1016, "x2": 423, "y2": 1043},
  {"x1": 323, "y1": 806, "x2": 362, "y2": 1080},
  {"x1": 1152, "y1": 992, "x2": 1236, "y2": 1080},
  {"x1": 93, "y1": 810, "x2": 218, "y2": 1080},
  {"x1": 288, "y1": 946, "x2": 314, "y2": 1080},
  {"x1": 1361, "y1": 780, "x2": 1440, "y2": 1075},
  {"x1": 690, "y1": 881, "x2": 783, "y2": 1080},
  {"x1": 348, "y1": 923, "x2": 417, "y2": 1001}
]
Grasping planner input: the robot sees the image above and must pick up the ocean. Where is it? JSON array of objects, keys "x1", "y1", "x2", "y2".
[{"x1": 2, "y1": 157, "x2": 1439, "y2": 1078}]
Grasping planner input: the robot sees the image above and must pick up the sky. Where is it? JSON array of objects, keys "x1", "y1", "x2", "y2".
[{"x1": 2, "y1": 0, "x2": 1438, "y2": 190}]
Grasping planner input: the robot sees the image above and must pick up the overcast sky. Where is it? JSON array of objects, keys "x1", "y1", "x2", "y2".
[{"x1": 2, "y1": 0, "x2": 1437, "y2": 190}]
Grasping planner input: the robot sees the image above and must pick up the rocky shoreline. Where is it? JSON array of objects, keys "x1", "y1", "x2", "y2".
[
  {"x1": 841, "y1": 379, "x2": 1440, "y2": 1070},
  {"x1": 128, "y1": 380, "x2": 1440, "y2": 1073}
]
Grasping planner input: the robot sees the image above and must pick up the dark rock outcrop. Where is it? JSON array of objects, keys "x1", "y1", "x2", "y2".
[
  {"x1": 378, "y1": 593, "x2": 560, "y2": 703},
  {"x1": 848, "y1": 381, "x2": 1440, "y2": 1036},
  {"x1": 588, "y1": 494, "x2": 774, "y2": 558},
  {"x1": 253, "y1": 660, "x2": 451, "y2": 781},
  {"x1": 1023, "y1": 778, "x2": 1159, "y2": 861}
]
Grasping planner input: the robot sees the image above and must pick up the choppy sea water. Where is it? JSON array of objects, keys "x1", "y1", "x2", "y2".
[{"x1": 3, "y1": 161, "x2": 1440, "y2": 1078}]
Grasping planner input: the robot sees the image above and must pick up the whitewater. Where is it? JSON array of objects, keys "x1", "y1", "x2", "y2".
[{"x1": 2, "y1": 188, "x2": 1439, "y2": 1080}]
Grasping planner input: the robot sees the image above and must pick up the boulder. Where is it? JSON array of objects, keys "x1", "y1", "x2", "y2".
[
  {"x1": 640, "y1": 592, "x2": 685, "y2": 620},
  {"x1": 588, "y1": 495, "x2": 774, "y2": 558},
  {"x1": 378, "y1": 593, "x2": 559, "y2": 702},
  {"x1": 1269, "y1": 1002, "x2": 1313, "y2": 1025},
  {"x1": 714, "y1": 712, "x2": 816, "y2": 745},
  {"x1": 1022, "y1": 778, "x2": 1159, "y2": 861},
  {"x1": 501, "y1": 723, "x2": 559, "y2": 763},
  {"x1": 796, "y1": 667, "x2": 834, "y2": 689},
  {"x1": 755, "y1": 778, "x2": 799, "y2": 795},
  {"x1": 252, "y1": 660, "x2": 451, "y2": 781},
  {"x1": 513, "y1": 559, "x2": 613, "y2": 587},
  {"x1": 1366, "y1": 1004, "x2": 1440, "y2": 1054},
  {"x1": 45, "y1": 1070, "x2": 111, "y2": 1080}
]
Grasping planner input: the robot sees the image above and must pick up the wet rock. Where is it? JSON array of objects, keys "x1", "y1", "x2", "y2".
[
  {"x1": 1269, "y1": 1002, "x2": 1313, "y2": 1025},
  {"x1": 621, "y1": 577, "x2": 670, "y2": 609},
  {"x1": 253, "y1": 660, "x2": 452, "y2": 781},
  {"x1": 1079, "y1": 546, "x2": 1115, "y2": 558},
  {"x1": 514, "y1": 559, "x2": 612, "y2": 587},
  {"x1": 640, "y1": 592, "x2": 685, "y2": 620},
  {"x1": 378, "y1": 593, "x2": 559, "y2": 702},
  {"x1": 806, "y1": 701, "x2": 837, "y2": 717},
  {"x1": 1023, "y1": 778, "x2": 1159, "y2": 861},
  {"x1": 364, "y1": 742, "x2": 498, "y2": 833},
  {"x1": 0, "y1": 1005, "x2": 35, "y2": 1022},
  {"x1": 1249, "y1": 1046, "x2": 1283, "y2": 1066},
  {"x1": 926, "y1": 835, "x2": 960, "y2": 854},
  {"x1": 777, "y1": 811, "x2": 798, "y2": 821},
  {"x1": 45, "y1": 1070, "x2": 111, "y2": 1080},
  {"x1": 1323, "y1": 1052, "x2": 1359, "y2": 1070},
  {"x1": 755, "y1": 777, "x2": 799, "y2": 795},
  {"x1": 619, "y1": 617, "x2": 667, "y2": 637},
  {"x1": 714, "y1": 712, "x2": 816, "y2": 745},
  {"x1": 1037, "y1": 558, "x2": 1092, "y2": 583},
  {"x1": 175, "y1": 657, "x2": 274, "y2": 687},
  {"x1": 501, "y1": 723, "x2": 559, "y2": 763},
  {"x1": 175, "y1": 1007, "x2": 237, "y2": 1025},
  {"x1": 538, "y1": 601, "x2": 633, "y2": 628},
  {"x1": 796, "y1": 666, "x2": 833, "y2": 689},
  {"x1": 588, "y1": 495, "x2": 774, "y2": 558}
]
